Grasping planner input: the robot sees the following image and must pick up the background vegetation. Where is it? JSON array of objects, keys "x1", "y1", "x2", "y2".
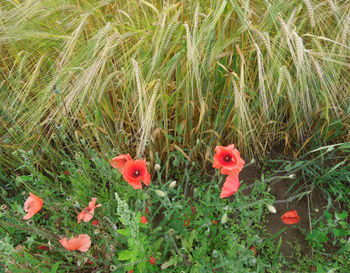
[
  {"x1": 0, "y1": 0, "x2": 350, "y2": 272},
  {"x1": 1, "y1": 0, "x2": 349, "y2": 173}
]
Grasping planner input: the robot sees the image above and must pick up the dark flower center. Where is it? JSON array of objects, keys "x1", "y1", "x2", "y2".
[
  {"x1": 224, "y1": 155, "x2": 232, "y2": 162},
  {"x1": 132, "y1": 169, "x2": 140, "y2": 178}
]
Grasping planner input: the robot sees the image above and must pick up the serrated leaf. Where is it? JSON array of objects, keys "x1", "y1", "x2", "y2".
[
  {"x1": 118, "y1": 250, "x2": 138, "y2": 261},
  {"x1": 117, "y1": 229, "x2": 131, "y2": 237}
]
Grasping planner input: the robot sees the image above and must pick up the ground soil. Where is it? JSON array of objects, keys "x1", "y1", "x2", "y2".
[{"x1": 238, "y1": 157, "x2": 330, "y2": 259}]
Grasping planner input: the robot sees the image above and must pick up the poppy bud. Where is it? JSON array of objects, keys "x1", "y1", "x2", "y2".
[
  {"x1": 314, "y1": 208, "x2": 319, "y2": 213},
  {"x1": 266, "y1": 204, "x2": 277, "y2": 214},
  {"x1": 221, "y1": 212, "x2": 228, "y2": 224},
  {"x1": 154, "y1": 164, "x2": 161, "y2": 171},
  {"x1": 288, "y1": 174, "x2": 296, "y2": 179},
  {"x1": 169, "y1": 181, "x2": 177, "y2": 189},
  {"x1": 250, "y1": 158, "x2": 255, "y2": 164},
  {"x1": 155, "y1": 190, "x2": 166, "y2": 198}
]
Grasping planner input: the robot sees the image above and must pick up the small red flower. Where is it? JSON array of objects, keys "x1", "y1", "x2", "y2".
[
  {"x1": 281, "y1": 210, "x2": 300, "y2": 225},
  {"x1": 38, "y1": 245, "x2": 50, "y2": 251},
  {"x1": 250, "y1": 246, "x2": 257, "y2": 255},
  {"x1": 149, "y1": 257, "x2": 156, "y2": 265},
  {"x1": 64, "y1": 170, "x2": 70, "y2": 175},
  {"x1": 128, "y1": 270, "x2": 134, "y2": 273},
  {"x1": 212, "y1": 220, "x2": 219, "y2": 225},
  {"x1": 145, "y1": 206, "x2": 149, "y2": 215},
  {"x1": 220, "y1": 175, "x2": 240, "y2": 199},
  {"x1": 191, "y1": 206, "x2": 196, "y2": 214},
  {"x1": 141, "y1": 215, "x2": 148, "y2": 224},
  {"x1": 92, "y1": 220, "x2": 98, "y2": 226},
  {"x1": 110, "y1": 154, "x2": 132, "y2": 172},
  {"x1": 213, "y1": 144, "x2": 245, "y2": 176},
  {"x1": 184, "y1": 214, "x2": 191, "y2": 226},
  {"x1": 122, "y1": 160, "x2": 151, "y2": 189}
]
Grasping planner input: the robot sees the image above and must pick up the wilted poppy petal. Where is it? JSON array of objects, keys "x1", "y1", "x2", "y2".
[
  {"x1": 220, "y1": 175, "x2": 240, "y2": 199},
  {"x1": 111, "y1": 154, "x2": 132, "y2": 172},
  {"x1": 59, "y1": 234, "x2": 91, "y2": 252},
  {"x1": 23, "y1": 192, "x2": 43, "y2": 220},
  {"x1": 281, "y1": 210, "x2": 300, "y2": 225},
  {"x1": 77, "y1": 198, "x2": 102, "y2": 223}
]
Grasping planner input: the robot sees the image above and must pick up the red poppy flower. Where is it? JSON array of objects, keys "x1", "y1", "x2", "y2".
[
  {"x1": 77, "y1": 198, "x2": 102, "y2": 223},
  {"x1": 128, "y1": 270, "x2": 134, "y2": 273},
  {"x1": 110, "y1": 154, "x2": 132, "y2": 172},
  {"x1": 23, "y1": 192, "x2": 43, "y2": 220},
  {"x1": 191, "y1": 206, "x2": 196, "y2": 214},
  {"x1": 213, "y1": 144, "x2": 245, "y2": 176},
  {"x1": 38, "y1": 245, "x2": 50, "y2": 251},
  {"x1": 220, "y1": 175, "x2": 240, "y2": 199},
  {"x1": 122, "y1": 160, "x2": 151, "y2": 189},
  {"x1": 92, "y1": 220, "x2": 98, "y2": 226},
  {"x1": 149, "y1": 257, "x2": 156, "y2": 265},
  {"x1": 184, "y1": 214, "x2": 191, "y2": 226},
  {"x1": 59, "y1": 234, "x2": 91, "y2": 252},
  {"x1": 64, "y1": 170, "x2": 70, "y2": 175},
  {"x1": 141, "y1": 215, "x2": 148, "y2": 224},
  {"x1": 212, "y1": 220, "x2": 219, "y2": 225},
  {"x1": 250, "y1": 246, "x2": 257, "y2": 255},
  {"x1": 281, "y1": 210, "x2": 300, "y2": 225}
]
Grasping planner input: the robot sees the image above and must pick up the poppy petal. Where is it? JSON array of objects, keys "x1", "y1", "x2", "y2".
[
  {"x1": 111, "y1": 154, "x2": 132, "y2": 172},
  {"x1": 23, "y1": 192, "x2": 43, "y2": 220},
  {"x1": 220, "y1": 175, "x2": 240, "y2": 199},
  {"x1": 281, "y1": 210, "x2": 300, "y2": 225},
  {"x1": 59, "y1": 234, "x2": 91, "y2": 252}
]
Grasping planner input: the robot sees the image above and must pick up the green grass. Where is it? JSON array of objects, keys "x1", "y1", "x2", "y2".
[{"x1": 1, "y1": 0, "x2": 350, "y2": 173}]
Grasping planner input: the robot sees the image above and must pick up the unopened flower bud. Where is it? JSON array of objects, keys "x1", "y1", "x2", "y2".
[
  {"x1": 154, "y1": 164, "x2": 161, "y2": 171},
  {"x1": 169, "y1": 181, "x2": 177, "y2": 189},
  {"x1": 77, "y1": 260, "x2": 82, "y2": 267},
  {"x1": 288, "y1": 174, "x2": 296, "y2": 179},
  {"x1": 110, "y1": 265, "x2": 117, "y2": 271},
  {"x1": 155, "y1": 190, "x2": 166, "y2": 198},
  {"x1": 266, "y1": 204, "x2": 277, "y2": 214},
  {"x1": 221, "y1": 212, "x2": 228, "y2": 224},
  {"x1": 250, "y1": 158, "x2": 256, "y2": 164}
]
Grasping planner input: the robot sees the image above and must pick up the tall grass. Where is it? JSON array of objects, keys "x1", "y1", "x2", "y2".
[{"x1": 1, "y1": 0, "x2": 349, "y2": 172}]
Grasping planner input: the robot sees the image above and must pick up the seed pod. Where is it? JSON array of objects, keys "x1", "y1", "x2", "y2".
[
  {"x1": 221, "y1": 212, "x2": 228, "y2": 224},
  {"x1": 154, "y1": 164, "x2": 161, "y2": 171},
  {"x1": 169, "y1": 181, "x2": 177, "y2": 189},
  {"x1": 266, "y1": 204, "x2": 277, "y2": 214},
  {"x1": 155, "y1": 190, "x2": 166, "y2": 198}
]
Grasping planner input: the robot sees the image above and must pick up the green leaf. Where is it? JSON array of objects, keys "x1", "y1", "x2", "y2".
[
  {"x1": 51, "y1": 262, "x2": 60, "y2": 273},
  {"x1": 118, "y1": 250, "x2": 138, "y2": 261},
  {"x1": 117, "y1": 229, "x2": 131, "y2": 237}
]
